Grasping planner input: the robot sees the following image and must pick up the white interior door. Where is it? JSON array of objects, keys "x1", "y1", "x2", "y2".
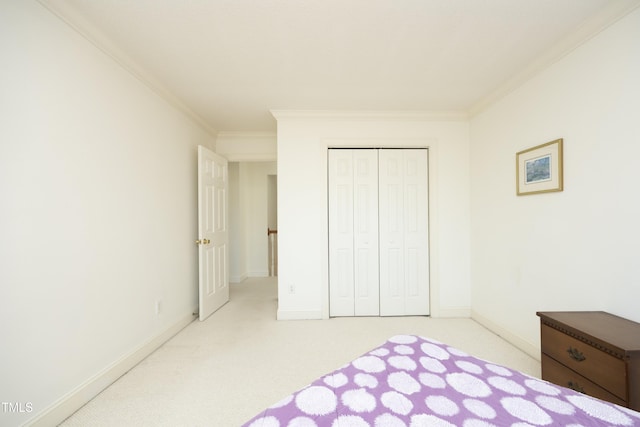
[
  {"x1": 379, "y1": 149, "x2": 429, "y2": 316},
  {"x1": 197, "y1": 146, "x2": 229, "y2": 321}
]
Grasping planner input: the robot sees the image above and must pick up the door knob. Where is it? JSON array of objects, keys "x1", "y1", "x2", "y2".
[{"x1": 195, "y1": 239, "x2": 211, "y2": 245}]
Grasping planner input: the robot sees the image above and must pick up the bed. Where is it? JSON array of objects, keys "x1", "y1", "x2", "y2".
[{"x1": 242, "y1": 335, "x2": 640, "y2": 426}]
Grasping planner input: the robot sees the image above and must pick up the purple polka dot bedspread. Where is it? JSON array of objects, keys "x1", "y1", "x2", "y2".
[{"x1": 242, "y1": 335, "x2": 640, "y2": 427}]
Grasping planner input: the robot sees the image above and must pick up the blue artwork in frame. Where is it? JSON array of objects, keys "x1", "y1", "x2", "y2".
[
  {"x1": 525, "y1": 155, "x2": 551, "y2": 184},
  {"x1": 516, "y1": 139, "x2": 563, "y2": 195}
]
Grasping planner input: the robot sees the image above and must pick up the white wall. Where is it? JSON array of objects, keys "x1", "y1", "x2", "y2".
[
  {"x1": 469, "y1": 8, "x2": 640, "y2": 358},
  {"x1": 0, "y1": 2, "x2": 214, "y2": 426},
  {"x1": 274, "y1": 112, "x2": 471, "y2": 320}
]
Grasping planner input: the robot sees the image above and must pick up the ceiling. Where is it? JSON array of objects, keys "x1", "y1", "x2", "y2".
[{"x1": 41, "y1": 0, "x2": 640, "y2": 133}]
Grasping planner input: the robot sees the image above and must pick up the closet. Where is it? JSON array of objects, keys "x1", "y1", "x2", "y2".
[{"x1": 328, "y1": 148, "x2": 429, "y2": 317}]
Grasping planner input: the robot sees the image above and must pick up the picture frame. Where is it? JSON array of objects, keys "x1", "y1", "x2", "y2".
[{"x1": 516, "y1": 138, "x2": 563, "y2": 196}]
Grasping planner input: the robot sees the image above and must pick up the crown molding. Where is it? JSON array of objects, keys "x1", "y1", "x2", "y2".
[
  {"x1": 222, "y1": 153, "x2": 277, "y2": 162},
  {"x1": 469, "y1": 0, "x2": 640, "y2": 117},
  {"x1": 37, "y1": 0, "x2": 218, "y2": 137},
  {"x1": 216, "y1": 131, "x2": 277, "y2": 138},
  {"x1": 271, "y1": 110, "x2": 469, "y2": 122}
]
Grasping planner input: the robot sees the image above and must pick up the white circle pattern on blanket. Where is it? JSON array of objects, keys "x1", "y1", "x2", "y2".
[
  {"x1": 620, "y1": 406, "x2": 640, "y2": 420},
  {"x1": 390, "y1": 335, "x2": 418, "y2": 344},
  {"x1": 524, "y1": 378, "x2": 561, "y2": 396},
  {"x1": 463, "y1": 398, "x2": 497, "y2": 419},
  {"x1": 419, "y1": 372, "x2": 446, "y2": 389},
  {"x1": 375, "y1": 413, "x2": 407, "y2": 427},
  {"x1": 323, "y1": 373, "x2": 348, "y2": 388},
  {"x1": 295, "y1": 386, "x2": 337, "y2": 416},
  {"x1": 421, "y1": 342, "x2": 451, "y2": 360},
  {"x1": 535, "y1": 395, "x2": 575, "y2": 415},
  {"x1": 389, "y1": 355, "x2": 417, "y2": 371},
  {"x1": 462, "y1": 419, "x2": 497, "y2": 427},
  {"x1": 394, "y1": 344, "x2": 415, "y2": 355},
  {"x1": 425, "y1": 395, "x2": 460, "y2": 417},
  {"x1": 381, "y1": 391, "x2": 413, "y2": 415},
  {"x1": 342, "y1": 388, "x2": 377, "y2": 413},
  {"x1": 566, "y1": 395, "x2": 633, "y2": 425},
  {"x1": 354, "y1": 373, "x2": 378, "y2": 389},
  {"x1": 370, "y1": 348, "x2": 390, "y2": 357},
  {"x1": 388, "y1": 371, "x2": 421, "y2": 395},
  {"x1": 447, "y1": 346, "x2": 469, "y2": 357},
  {"x1": 352, "y1": 355, "x2": 386, "y2": 373},
  {"x1": 456, "y1": 360, "x2": 483, "y2": 374},
  {"x1": 419, "y1": 356, "x2": 446, "y2": 373},
  {"x1": 446, "y1": 372, "x2": 492, "y2": 398},
  {"x1": 501, "y1": 397, "x2": 553, "y2": 425},
  {"x1": 243, "y1": 335, "x2": 640, "y2": 427},
  {"x1": 485, "y1": 363, "x2": 512, "y2": 377},
  {"x1": 410, "y1": 414, "x2": 456, "y2": 427},
  {"x1": 287, "y1": 416, "x2": 317, "y2": 427},
  {"x1": 487, "y1": 376, "x2": 527, "y2": 395}
]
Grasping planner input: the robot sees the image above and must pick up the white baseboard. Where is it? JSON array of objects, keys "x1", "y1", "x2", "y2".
[
  {"x1": 471, "y1": 310, "x2": 540, "y2": 361},
  {"x1": 431, "y1": 306, "x2": 471, "y2": 318},
  {"x1": 230, "y1": 273, "x2": 248, "y2": 283},
  {"x1": 24, "y1": 312, "x2": 197, "y2": 427},
  {"x1": 277, "y1": 309, "x2": 323, "y2": 320},
  {"x1": 278, "y1": 307, "x2": 471, "y2": 320},
  {"x1": 248, "y1": 271, "x2": 269, "y2": 278}
]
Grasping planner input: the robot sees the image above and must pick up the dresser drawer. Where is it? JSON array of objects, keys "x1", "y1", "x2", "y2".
[
  {"x1": 541, "y1": 324, "x2": 626, "y2": 399},
  {"x1": 542, "y1": 354, "x2": 627, "y2": 407}
]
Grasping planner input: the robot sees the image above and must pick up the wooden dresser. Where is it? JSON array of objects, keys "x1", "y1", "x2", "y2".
[{"x1": 537, "y1": 311, "x2": 640, "y2": 410}]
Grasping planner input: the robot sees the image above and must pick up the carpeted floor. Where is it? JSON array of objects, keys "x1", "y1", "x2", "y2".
[{"x1": 60, "y1": 277, "x2": 540, "y2": 426}]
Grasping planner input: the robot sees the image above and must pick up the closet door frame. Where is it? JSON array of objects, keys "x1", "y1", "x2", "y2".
[{"x1": 328, "y1": 147, "x2": 430, "y2": 317}]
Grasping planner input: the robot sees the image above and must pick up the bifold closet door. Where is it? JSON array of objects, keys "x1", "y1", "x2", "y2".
[
  {"x1": 328, "y1": 149, "x2": 379, "y2": 316},
  {"x1": 379, "y1": 149, "x2": 429, "y2": 316}
]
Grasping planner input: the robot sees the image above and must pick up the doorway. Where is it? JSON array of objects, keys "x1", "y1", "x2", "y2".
[
  {"x1": 228, "y1": 161, "x2": 277, "y2": 283},
  {"x1": 267, "y1": 174, "x2": 278, "y2": 276}
]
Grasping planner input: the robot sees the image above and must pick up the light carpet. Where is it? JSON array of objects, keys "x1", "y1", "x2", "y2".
[{"x1": 60, "y1": 277, "x2": 540, "y2": 426}]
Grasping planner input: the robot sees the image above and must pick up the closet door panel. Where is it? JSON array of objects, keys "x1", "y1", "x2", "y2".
[
  {"x1": 403, "y1": 150, "x2": 429, "y2": 315},
  {"x1": 328, "y1": 150, "x2": 355, "y2": 316},
  {"x1": 379, "y1": 149, "x2": 430, "y2": 316},
  {"x1": 379, "y1": 150, "x2": 406, "y2": 315},
  {"x1": 403, "y1": 149, "x2": 429, "y2": 315},
  {"x1": 353, "y1": 150, "x2": 379, "y2": 315}
]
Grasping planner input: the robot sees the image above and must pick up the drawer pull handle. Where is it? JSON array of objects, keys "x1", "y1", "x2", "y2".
[
  {"x1": 567, "y1": 347, "x2": 586, "y2": 362},
  {"x1": 567, "y1": 381, "x2": 585, "y2": 393}
]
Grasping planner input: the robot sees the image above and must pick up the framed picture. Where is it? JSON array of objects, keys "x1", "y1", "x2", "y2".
[{"x1": 516, "y1": 138, "x2": 563, "y2": 195}]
